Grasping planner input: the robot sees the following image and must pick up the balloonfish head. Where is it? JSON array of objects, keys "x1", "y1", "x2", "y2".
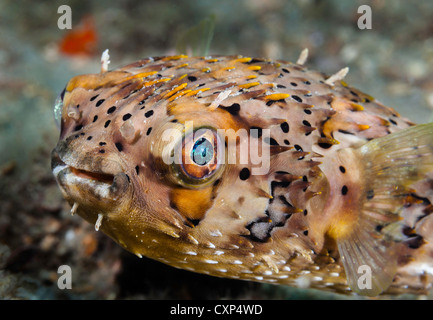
[{"x1": 52, "y1": 52, "x2": 433, "y2": 296}]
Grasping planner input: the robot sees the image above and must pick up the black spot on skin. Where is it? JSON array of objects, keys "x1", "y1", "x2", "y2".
[
  {"x1": 341, "y1": 185, "x2": 348, "y2": 195},
  {"x1": 99, "y1": 149, "x2": 105, "y2": 153},
  {"x1": 282, "y1": 68, "x2": 290, "y2": 73},
  {"x1": 107, "y1": 106, "x2": 116, "y2": 114},
  {"x1": 292, "y1": 95, "x2": 303, "y2": 103},
  {"x1": 366, "y1": 189, "x2": 374, "y2": 200},
  {"x1": 294, "y1": 145, "x2": 303, "y2": 152},
  {"x1": 389, "y1": 118, "x2": 397, "y2": 125},
  {"x1": 90, "y1": 94, "x2": 99, "y2": 101},
  {"x1": 115, "y1": 142, "x2": 123, "y2": 152},
  {"x1": 290, "y1": 82, "x2": 298, "y2": 87},
  {"x1": 104, "y1": 120, "x2": 111, "y2": 128},
  {"x1": 213, "y1": 178, "x2": 221, "y2": 187},
  {"x1": 303, "y1": 230, "x2": 309, "y2": 236},
  {"x1": 304, "y1": 80, "x2": 311, "y2": 85},
  {"x1": 270, "y1": 180, "x2": 291, "y2": 198},
  {"x1": 135, "y1": 165, "x2": 140, "y2": 175},
  {"x1": 187, "y1": 218, "x2": 201, "y2": 227},
  {"x1": 145, "y1": 110, "x2": 154, "y2": 118},
  {"x1": 122, "y1": 113, "x2": 132, "y2": 121},
  {"x1": 303, "y1": 209, "x2": 308, "y2": 216},
  {"x1": 406, "y1": 234, "x2": 425, "y2": 249},
  {"x1": 280, "y1": 122, "x2": 289, "y2": 133},
  {"x1": 250, "y1": 126, "x2": 263, "y2": 138},
  {"x1": 95, "y1": 99, "x2": 105, "y2": 107},
  {"x1": 87, "y1": 136, "x2": 93, "y2": 141},
  {"x1": 318, "y1": 142, "x2": 333, "y2": 149},
  {"x1": 277, "y1": 84, "x2": 286, "y2": 88},
  {"x1": 93, "y1": 115, "x2": 98, "y2": 122},
  {"x1": 278, "y1": 195, "x2": 293, "y2": 208},
  {"x1": 294, "y1": 144, "x2": 304, "y2": 160},
  {"x1": 188, "y1": 76, "x2": 197, "y2": 82},
  {"x1": 224, "y1": 103, "x2": 241, "y2": 116},
  {"x1": 146, "y1": 127, "x2": 152, "y2": 135},
  {"x1": 283, "y1": 139, "x2": 290, "y2": 145},
  {"x1": 74, "y1": 124, "x2": 83, "y2": 131},
  {"x1": 304, "y1": 109, "x2": 312, "y2": 115},
  {"x1": 99, "y1": 142, "x2": 106, "y2": 146},
  {"x1": 338, "y1": 129, "x2": 354, "y2": 135},
  {"x1": 302, "y1": 120, "x2": 311, "y2": 127},
  {"x1": 264, "y1": 137, "x2": 279, "y2": 146},
  {"x1": 350, "y1": 90, "x2": 359, "y2": 97},
  {"x1": 339, "y1": 166, "x2": 346, "y2": 173},
  {"x1": 239, "y1": 168, "x2": 250, "y2": 180},
  {"x1": 169, "y1": 201, "x2": 178, "y2": 210}
]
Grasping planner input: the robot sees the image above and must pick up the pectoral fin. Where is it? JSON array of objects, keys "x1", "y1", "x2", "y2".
[{"x1": 334, "y1": 123, "x2": 433, "y2": 296}]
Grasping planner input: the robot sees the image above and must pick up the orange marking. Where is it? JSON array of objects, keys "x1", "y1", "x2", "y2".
[
  {"x1": 232, "y1": 57, "x2": 252, "y2": 63},
  {"x1": 168, "y1": 89, "x2": 192, "y2": 102},
  {"x1": 142, "y1": 78, "x2": 172, "y2": 87},
  {"x1": 162, "y1": 55, "x2": 188, "y2": 61},
  {"x1": 122, "y1": 71, "x2": 158, "y2": 82},
  {"x1": 238, "y1": 81, "x2": 260, "y2": 89},
  {"x1": 163, "y1": 83, "x2": 188, "y2": 99},
  {"x1": 184, "y1": 87, "x2": 211, "y2": 97},
  {"x1": 265, "y1": 93, "x2": 290, "y2": 101},
  {"x1": 248, "y1": 65, "x2": 262, "y2": 71}
]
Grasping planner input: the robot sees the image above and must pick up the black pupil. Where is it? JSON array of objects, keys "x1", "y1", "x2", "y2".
[{"x1": 192, "y1": 138, "x2": 213, "y2": 165}]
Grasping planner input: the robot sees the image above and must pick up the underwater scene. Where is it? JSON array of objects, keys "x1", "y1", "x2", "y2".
[{"x1": 1, "y1": 0, "x2": 433, "y2": 301}]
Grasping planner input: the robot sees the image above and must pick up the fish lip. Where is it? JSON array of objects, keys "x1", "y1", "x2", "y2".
[
  {"x1": 51, "y1": 148, "x2": 129, "y2": 201},
  {"x1": 51, "y1": 149, "x2": 114, "y2": 184}
]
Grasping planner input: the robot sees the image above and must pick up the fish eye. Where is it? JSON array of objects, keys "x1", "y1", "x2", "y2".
[
  {"x1": 192, "y1": 137, "x2": 214, "y2": 165},
  {"x1": 174, "y1": 127, "x2": 224, "y2": 186},
  {"x1": 53, "y1": 87, "x2": 66, "y2": 130}
]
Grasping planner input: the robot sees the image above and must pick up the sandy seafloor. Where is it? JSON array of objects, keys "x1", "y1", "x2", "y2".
[{"x1": 0, "y1": 0, "x2": 432, "y2": 300}]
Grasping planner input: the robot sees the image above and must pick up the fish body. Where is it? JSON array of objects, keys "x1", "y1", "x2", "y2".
[{"x1": 52, "y1": 54, "x2": 433, "y2": 296}]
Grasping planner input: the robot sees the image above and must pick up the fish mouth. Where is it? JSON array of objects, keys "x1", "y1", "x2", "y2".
[
  {"x1": 51, "y1": 148, "x2": 130, "y2": 202},
  {"x1": 69, "y1": 166, "x2": 115, "y2": 184}
]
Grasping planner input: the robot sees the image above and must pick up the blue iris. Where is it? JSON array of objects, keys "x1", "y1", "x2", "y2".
[{"x1": 192, "y1": 138, "x2": 213, "y2": 165}]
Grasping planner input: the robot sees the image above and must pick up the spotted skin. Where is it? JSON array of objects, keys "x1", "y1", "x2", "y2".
[{"x1": 52, "y1": 54, "x2": 433, "y2": 296}]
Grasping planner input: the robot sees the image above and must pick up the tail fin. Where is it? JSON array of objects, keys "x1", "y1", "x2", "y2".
[{"x1": 335, "y1": 123, "x2": 433, "y2": 296}]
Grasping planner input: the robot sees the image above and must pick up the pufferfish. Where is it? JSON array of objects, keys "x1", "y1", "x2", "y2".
[{"x1": 51, "y1": 49, "x2": 433, "y2": 296}]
